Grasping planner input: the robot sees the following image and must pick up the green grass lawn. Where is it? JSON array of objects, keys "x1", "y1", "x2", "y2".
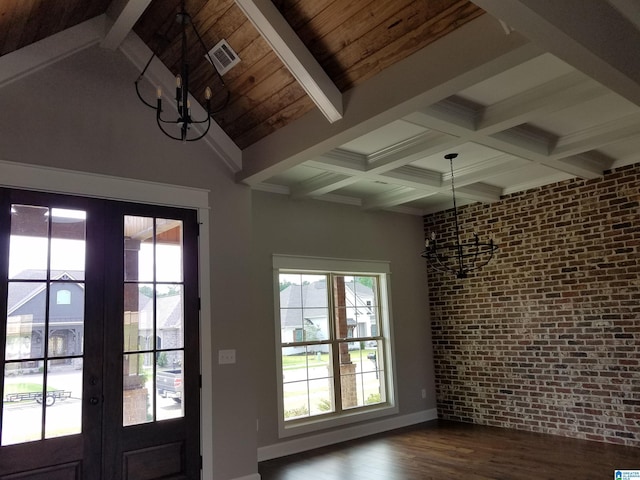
[
  {"x1": 282, "y1": 349, "x2": 376, "y2": 370},
  {"x1": 4, "y1": 382, "x2": 58, "y2": 394}
]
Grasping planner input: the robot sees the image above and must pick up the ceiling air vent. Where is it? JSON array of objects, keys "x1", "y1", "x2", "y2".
[{"x1": 206, "y1": 39, "x2": 240, "y2": 76}]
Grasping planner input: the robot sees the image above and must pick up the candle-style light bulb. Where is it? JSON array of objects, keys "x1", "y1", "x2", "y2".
[
  {"x1": 157, "y1": 87, "x2": 162, "y2": 98},
  {"x1": 205, "y1": 86, "x2": 212, "y2": 100},
  {"x1": 176, "y1": 75, "x2": 182, "y2": 88}
]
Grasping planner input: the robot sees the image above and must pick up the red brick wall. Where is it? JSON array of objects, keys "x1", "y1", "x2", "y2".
[{"x1": 424, "y1": 163, "x2": 640, "y2": 446}]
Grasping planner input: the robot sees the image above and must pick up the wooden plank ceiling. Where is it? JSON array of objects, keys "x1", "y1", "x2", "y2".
[
  {"x1": 133, "y1": 0, "x2": 483, "y2": 148},
  {"x1": 0, "y1": 0, "x2": 111, "y2": 55},
  {"x1": 0, "y1": 0, "x2": 483, "y2": 149}
]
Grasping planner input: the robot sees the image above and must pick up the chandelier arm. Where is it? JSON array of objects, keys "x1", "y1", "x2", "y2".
[
  {"x1": 188, "y1": 116, "x2": 213, "y2": 125},
  {"x1": 433, "y1": 249, "x2": 456, "y2": 275},
  {"x1": 134, "y1": 6, "x2": 179, "y2": 112},
  {"x1": 135, "y1": 79, "x2": 159, "y2": 110},
  {"x1": 468, "y1": 237, "x2": 481, "y2": 270},
  {"x1": 423, "y1": 256, "x2": 452, "y2": 275},
  {"x1": 422, "y1": 245, "x2": 462, "y2": 276},
  {"x1": 156, "y1": 117, "x2": 180, "y2": 125},
  {"x1": 465, "y1": 244, "x2": 498, "y2": 272},
  {"x1": 190, "y1": 21, "x2": 226, "y2": 89},
  {"x1": 188, "y1": 11, "x2": 232, "y2": 115},
  {"x1": 156, "y1": 110, "x2": 212, "y2": 142},
  {"x1": 156, "y1": 117, "x2": 186, "y2": 142},
  {"x1": 135, "y1": 50, "x2": 161, "y2": 112},
  {"x1": 184, "y1": 117, "x2": 212, "y2": 142},
  {"x1": 421, "y1": 247, "x2": 448, "y2": 274},
  {"x1": 210, "y1": 90, "x2": 231, "y2": 115}
]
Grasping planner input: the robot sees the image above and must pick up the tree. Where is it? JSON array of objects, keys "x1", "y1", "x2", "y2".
[
  {"x1": 356, "y1": 277, "x2": 374, "y2": 289},
  {"x1": 139, "y1": 285, "x2": 154, "y2": 298}
]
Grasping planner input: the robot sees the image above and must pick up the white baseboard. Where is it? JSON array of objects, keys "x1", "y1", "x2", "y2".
[{"x1": 257, "y1": 408, "x2": 437, "y2": 462}]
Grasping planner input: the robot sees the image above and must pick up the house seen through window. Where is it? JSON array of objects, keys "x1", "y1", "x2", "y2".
[{"x1": 274, "y1": 256, "x2": 396, "y2": 434}]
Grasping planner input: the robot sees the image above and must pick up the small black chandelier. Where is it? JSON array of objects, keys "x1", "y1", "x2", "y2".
[
  {"x1": 422, "y1": 153, "x2": 498, "y2": 278},
  {"x1": 135, "y1": 0, "x2": 229, "y2": 142}
]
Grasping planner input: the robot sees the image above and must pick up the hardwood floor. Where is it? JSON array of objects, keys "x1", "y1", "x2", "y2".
[{"x1": 259, "y1": 420, "x2": 640, "y2": 479}]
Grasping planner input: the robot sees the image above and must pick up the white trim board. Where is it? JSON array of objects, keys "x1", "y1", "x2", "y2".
[
  {"x1": 0, "y1": 160, "x2": 209, "y2": 209},
  {"x1": 258, "y1": 409, "x2": 438, "y2": 462},
  {"x1": 0, "y1": 15, "x2": 106, "y2": 90},
  {"x1": 0, "y1": 159, "x2": 214, "y2": 480}
]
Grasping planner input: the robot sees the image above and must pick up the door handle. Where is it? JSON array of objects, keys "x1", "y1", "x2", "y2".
[{"x1": 89, "y1": 396, "x2": 100, "y2": 405}]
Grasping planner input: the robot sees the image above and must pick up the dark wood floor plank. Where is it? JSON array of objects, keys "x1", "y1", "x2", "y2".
[{"x1": 259, "y1": 420, "x2": 640, "y2": 479}]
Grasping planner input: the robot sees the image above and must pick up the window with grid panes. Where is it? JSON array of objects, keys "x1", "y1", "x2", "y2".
[{"x1": 274, "y1": 256, "x2": 396, "y2": 435}]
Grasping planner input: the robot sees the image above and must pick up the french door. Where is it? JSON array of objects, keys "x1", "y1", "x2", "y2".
[{"x1": 0, "y1": 189, "x2": 200, "y2": 479}]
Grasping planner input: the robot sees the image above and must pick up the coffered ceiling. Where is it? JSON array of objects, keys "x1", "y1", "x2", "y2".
[{"x1": 1, "y1": 0, "x2": 639, "y2": 215}]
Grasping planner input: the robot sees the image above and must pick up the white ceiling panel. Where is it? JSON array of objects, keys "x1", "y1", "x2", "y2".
[
  {"x1": 340, "y1": 120, "x2": 429, "y2": 156},
  {"x1": 531, "y1": 92, "x2": 640, "y2": 136},
  {"x1": 457, "y1": 53, "x2": 575, "y2": 105}
]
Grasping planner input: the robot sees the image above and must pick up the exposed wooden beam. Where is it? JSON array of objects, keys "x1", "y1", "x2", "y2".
[
  {"x1": 363, "y1": 187, "x2": 437, "y2": 211},
  {"x1": 607, "y1": 0, "x2": 640, "y2": 30},
  {"x1": 235, "y1": 0, "x2": 343, "y2": 123},
  {"x1": 0, "y1": 16, "x2": 105, "y2": 89},
  {"x1": 552, "y1": 112, "x2": 640, "y2": 157},
  {"x1": 236, "y1": 14, "x2": 541, "y2": 185},
  {"x1": 362, "y1": 180, "x2": 501, "y2": 211},
  {"x1": 477, "y1": 72, "x2": 607, "y2": 132},
  {"x1": 102, "y1": 0, "x2": 152, "y2": 51},
  {"x1": 290, "y1": 172, "x2": 357, "y2": 199},
  {"x1": 473, "y1": 0, "x2": 640, "y2": 106}
]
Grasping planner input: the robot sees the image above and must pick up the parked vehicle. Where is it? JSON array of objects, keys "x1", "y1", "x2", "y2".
[{"x1": 156, "y1": 369, "x2": 182, "y2": 402}]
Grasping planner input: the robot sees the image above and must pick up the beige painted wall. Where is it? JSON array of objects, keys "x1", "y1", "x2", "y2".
[
  {"x1": 251, "y1": 191, "x2": 436, "y2": 448},
  {"x1": 0, "y1": 45, "x2": 256, "y2": 480},
  {"x1": 0, "y1": 41, "x2": 437, "y2": 478}
]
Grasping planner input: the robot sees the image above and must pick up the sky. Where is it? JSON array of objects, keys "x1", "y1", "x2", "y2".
[{"x1": 9, "y1": 236, "x2": 181, "y2": 281}]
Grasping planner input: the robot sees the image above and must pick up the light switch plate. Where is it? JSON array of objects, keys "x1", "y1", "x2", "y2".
[{"x1": 218, "y1": 349, "x2": 236, "y2": 364}]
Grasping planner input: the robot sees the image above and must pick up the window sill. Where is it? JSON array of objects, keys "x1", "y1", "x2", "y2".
[{"x1": 278, "y1": 403, "x2": 399, "y2": 439}]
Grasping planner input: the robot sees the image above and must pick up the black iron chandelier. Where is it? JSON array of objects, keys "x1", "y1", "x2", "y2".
[
  {"x1": 135, "y1": 1, "x2": 230, "y2": 142},
  {"x1": 422, "y1": 153, "x2": 498, "y2": 278}
]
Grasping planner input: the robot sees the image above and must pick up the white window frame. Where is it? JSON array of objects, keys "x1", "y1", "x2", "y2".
[{"x1": 273, "y1": 254, "x2": 398, "y2": 438}]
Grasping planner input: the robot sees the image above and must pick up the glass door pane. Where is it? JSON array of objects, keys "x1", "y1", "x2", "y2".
[
  {"x1": 2, "y1": 204, "x2": 86, "y2": 445},
  {"x1": 122, "y1": 216, "x2": 185, "y2": 426}
]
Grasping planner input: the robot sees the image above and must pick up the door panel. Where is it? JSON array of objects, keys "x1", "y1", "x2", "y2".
[
  {"x1": 0, "y1": 191, "x2": 99, "y2": 479},
  {"x1": 102, "y1": 202, "x2": 200, "y2": 480},
  {"x1": 0, "y1": 461, "x2": 81, "y2": 480},
  {"x1": 122, "y1": 442, "x2": 184, "y2": 480},
  {"x1": 0, "y1": 190, "x2": 200, "y2": 479}
]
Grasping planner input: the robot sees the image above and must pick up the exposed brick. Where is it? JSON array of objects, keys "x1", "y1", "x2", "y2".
[{"x1": 425, "y1": 162, "x2": 640, "y2": 448}]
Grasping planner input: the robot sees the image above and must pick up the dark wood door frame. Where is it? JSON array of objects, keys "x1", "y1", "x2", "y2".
[{"x1": 0, "y1": 189, "x2": 201, "y2": 480}]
